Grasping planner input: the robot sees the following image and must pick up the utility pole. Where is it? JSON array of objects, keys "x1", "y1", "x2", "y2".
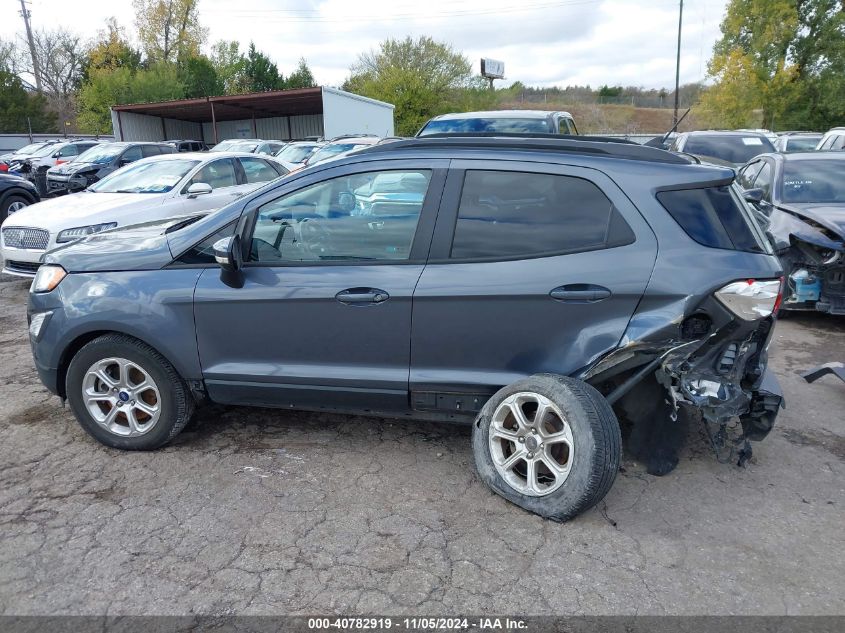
[
  {"x1": 672, "y1": 0, "x2": 684, "y2": 126},
  {"x1": 18, "y1": 0, "x2": 42, "y2": 92}
]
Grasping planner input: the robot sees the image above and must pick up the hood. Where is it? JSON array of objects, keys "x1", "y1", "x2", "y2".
[
  {"x1": 0, "y1": 173, "x2": 34, "y2": 187},
  {"x1": 780, "y1": 203, "x2": 845, "y2": 241},
  {"x1": 51, "y1": 161, "x2": 100, "y2": 175},
  {"x1": 43, "y1": 215, "x2": 204, "y2": 273},
  {"x1": 2, "y1": 192, "x2": 164, "y2": 230}
]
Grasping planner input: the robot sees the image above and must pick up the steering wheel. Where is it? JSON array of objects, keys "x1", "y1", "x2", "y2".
[{"x1": 294, "y1": 217, "x2": 332, "y2": 258}]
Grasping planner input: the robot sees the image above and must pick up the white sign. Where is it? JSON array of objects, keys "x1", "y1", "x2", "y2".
[{"x1": 481, "y1": 58, "x2": 505, "y2": 79}]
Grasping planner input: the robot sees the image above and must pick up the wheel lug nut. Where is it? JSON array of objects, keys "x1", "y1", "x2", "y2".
[
  {"x1": 518, "y1": 437, "x2": 525, "y2": 443},
  {"x1": 130, "y1": 400, "x2": 135, "y2": 405}
]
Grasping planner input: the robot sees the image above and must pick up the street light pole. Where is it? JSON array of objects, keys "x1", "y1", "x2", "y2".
[{"x1": 673, "y1": 0, "x2": 684, "y2": 126}]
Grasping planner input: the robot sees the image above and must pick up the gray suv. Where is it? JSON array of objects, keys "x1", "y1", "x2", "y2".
[{"x1": 27, "y1": 136, "x2": 784, "y2": 521}]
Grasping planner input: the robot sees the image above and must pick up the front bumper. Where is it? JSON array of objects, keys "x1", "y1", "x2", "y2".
[{"x1": 0, "y1": 245, "x2": 45, "y2": 277}]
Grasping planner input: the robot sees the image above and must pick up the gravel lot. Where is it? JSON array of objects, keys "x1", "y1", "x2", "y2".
[{"x1": 1, "y1": 271, "x2": 843, "y2": 616}]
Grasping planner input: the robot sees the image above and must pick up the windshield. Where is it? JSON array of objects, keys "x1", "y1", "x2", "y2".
[
  {"x1": 30, "y1": 144, "x2": 61, "y2": 158},
  {"x1": 781, "y1": 160, "x2": 845, "y2": 203},
  {"x1": 419, "y1": 117, "x2": 550, "y2": 135},
  {"x1": 16, "y1": 143, "x2": 48, "y2": 155},
  {"x1": 211, "y1": 140, "x2": 257, "y2": 152},
  {"x1": 90, "y1": 158, "x2": 200, "y2": 193},
  {"x1": 683, "y1": 135, "x2": 775, "y2": 164},
  {"x1": 76, "y1": 144, "x2": 124, "y2": 165},
  {"x1": 276, "y1": 144, "x2": 319, "y2": 163},
  {"x1": 308, "y1": 143, "x2": 368, "y2": 164},
  {"x1": 785, "y1": 137, "x2": 822, "y2": 152}
]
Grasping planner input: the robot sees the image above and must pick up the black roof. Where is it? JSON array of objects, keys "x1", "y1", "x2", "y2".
[{"x1": 360, "y1": 134, "x2": 692, "y2": 165}]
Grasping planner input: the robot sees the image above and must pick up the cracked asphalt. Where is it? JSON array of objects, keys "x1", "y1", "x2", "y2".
[{"x1": 1, "y1": 272, "x2": 843, "y2": 616}]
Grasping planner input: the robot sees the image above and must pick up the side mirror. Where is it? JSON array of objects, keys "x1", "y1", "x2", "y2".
[
  {"x1": 213, "y1": 235, "x2": 242, "y2": 273},
  {"x1": 187, "y1": 182, "x2": 213, "y2": 198}
]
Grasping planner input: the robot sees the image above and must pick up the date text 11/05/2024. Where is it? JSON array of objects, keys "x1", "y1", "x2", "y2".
[{"x1": 307, "y1": 617, "x2": 528, "y2": 630}]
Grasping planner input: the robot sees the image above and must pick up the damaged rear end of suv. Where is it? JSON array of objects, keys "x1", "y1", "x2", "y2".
[{"x1": 582, "y1": 173, "x2": 784, "y2": 477}]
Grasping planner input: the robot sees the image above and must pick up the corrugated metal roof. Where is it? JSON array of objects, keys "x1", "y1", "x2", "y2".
[{"x1": 112, "y1": 88, "x2": 325, "y2": 122}]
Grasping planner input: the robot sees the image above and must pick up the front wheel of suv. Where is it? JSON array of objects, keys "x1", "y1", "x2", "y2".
[
  {"x1": 66, "y1": 334, "x2": 195, "y2": 450},
  {"x1": 472, "y1": 374, "x2": 621, "y2": 522}
]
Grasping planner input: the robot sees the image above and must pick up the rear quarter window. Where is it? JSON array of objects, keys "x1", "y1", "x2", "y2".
[
  {"x1": 450, "y1": 170, "x2": 635, "y2": 260},
  {"x1": 656, "y1": 186, "x2": 765, "y2": 253}
]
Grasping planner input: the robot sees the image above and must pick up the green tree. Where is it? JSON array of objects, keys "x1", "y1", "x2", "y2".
[
  {"x1": 133, "y1": 0, "x2": 207, "y2": 64},
  {"x1": 285, "y1": 57, "x2": 315, "y2": 89},
  {"x1": 180, "y1": 55, "x2": 221, "y2": 97},
  {"x1": 209, "y1": 40, "x2": 245, "y2": 94},
  {"x1": 77, "y1": 64, "x2": 184, "y2": 134},
  {"x1": 241, "y1": 42, "x2": 284, "y2": 92},
  {"x1": 700, "y1": 0, "x2": 845, "y2": 130},
  {"x1": 343, "y1": 36, "x2": 478, "y2": 136},
  {"x1": 0, "y1": 70, "x2": 57, "y2": 133}
]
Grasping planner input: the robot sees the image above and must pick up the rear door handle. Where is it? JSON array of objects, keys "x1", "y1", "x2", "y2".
[
  {"x1": 550, "y1": 284, "x2": 612, "y2": 303},
  {"x1": 335, "y1": 288, "x2": 390, "y2": 305}
]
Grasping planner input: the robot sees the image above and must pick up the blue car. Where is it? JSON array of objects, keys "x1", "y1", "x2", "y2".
[{"x1": 27, "y1": 136, "x2": 784, "y2": 521}]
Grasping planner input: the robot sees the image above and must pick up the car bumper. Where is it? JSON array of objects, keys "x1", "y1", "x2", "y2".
[{"x1": 0, "y1": 245, "x2": 45, "y2": 277}]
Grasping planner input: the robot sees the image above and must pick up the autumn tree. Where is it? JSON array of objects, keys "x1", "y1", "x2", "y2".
[
  {"x1": 700, "y1": 0, "x2": 845, "y2": 130},
  {"x1": 133, "y1": 0, "x2": 207, "y2": 65},
  {"x1": 343, "y1": 36, "x2": 484, "y2": 136},
  {"x1": 84, "y1": 18, "x2": 142, "y2": 79}
]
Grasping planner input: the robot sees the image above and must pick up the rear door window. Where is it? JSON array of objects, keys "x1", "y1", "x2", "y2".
[
  {"x1": 656, "y1": 186, "x2": 766, "y2": 253},
  {"x1": 450, "y1": 170, "x2": 635, "y2": 260}
]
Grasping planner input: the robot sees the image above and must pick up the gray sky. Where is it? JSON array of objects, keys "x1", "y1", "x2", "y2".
[{"x1": 2, "y1": 0, "x2": 729, "y2": 89}]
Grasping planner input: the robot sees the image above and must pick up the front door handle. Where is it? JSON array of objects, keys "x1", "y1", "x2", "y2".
[
  {"x1": 550, "y1": 284, "x2": 612, "y2": 303},
  {"x1": 335, "y1": 288, "x2": 390, "y2": 305}
]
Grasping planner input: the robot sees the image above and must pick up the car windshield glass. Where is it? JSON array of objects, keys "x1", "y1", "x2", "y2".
[
  {"x1": 76, "y1": 144, "x2": 124, "y2": 164},
  {"x1": 277, "y1": 144, "x2": 318, "y2": 162},
  {"x1": 683, "y1": 135, "x2": 775, "y2": 164},
  {"x1": 90, "y1": 159, "x2": 200, "y2": 193},
  {"x1": 419, "y1": 117, "x2": 550, "y2": 135},
  {"x1": 211, "y1": 140, "x2": 257, "y2": 152},
  {"x1": 308, "y1": 143, "x2": 365, "y2": 164},
  {"x1": 17, "y1": 143, "x2": 47, "y2": 155},
  {"x1": 786, "y1": 137, "x2": 821, "y2": 152},
  {"x1": 30, "y1": 144, "x2": 60, "y2": 157},
  {"x1": 781, "y1": 160, "x2": 845, "y2": 203}
]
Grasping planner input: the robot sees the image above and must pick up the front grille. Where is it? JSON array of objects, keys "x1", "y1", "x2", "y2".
[
  {"x1": 2, "y1": 227, "x2": 49, "y2": 250},
  {"x1": 4, "y1": 260, "x2": 41, "y2": 275}
]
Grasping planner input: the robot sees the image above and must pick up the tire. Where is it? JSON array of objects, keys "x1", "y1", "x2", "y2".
[
  {"x1": 66, "y1": 334, "x2": 195, "y2": 450},
  {"x1": 1, "y1": 194, "x2": 32, "y2": 222},
  {"x1": 472, "y1": 374, "x2": 621, "y2": 522}
]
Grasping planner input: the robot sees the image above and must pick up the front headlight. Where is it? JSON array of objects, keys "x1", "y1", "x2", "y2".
[
  {"x1": 31, "y1": 265, "x2": 67, "y2": 293},
  {"x1": 56, "y1": 222, "x2": 117, "y2": 243}
]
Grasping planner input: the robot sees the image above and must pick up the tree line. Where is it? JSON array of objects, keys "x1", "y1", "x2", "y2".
[
  {"x1": 1, "y1": 0, "x2": 843, "y2": 138},
  {"x1": 0, "y1": 0, "x2": 316, "y2": 135}
]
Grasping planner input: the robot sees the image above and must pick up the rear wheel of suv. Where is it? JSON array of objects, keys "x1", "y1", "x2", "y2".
[
  {"x1": 66, "y1": 334, "x2": 194, "y2": 450},
  {"x1": 1, "y1": 194, "x2": 32, "y2": 221},
  {"x1": 472, "y1": 374, "x2": 621, "y2": 522}
]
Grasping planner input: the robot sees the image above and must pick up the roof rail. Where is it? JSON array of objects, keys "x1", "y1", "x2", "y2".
[
  {"x1": 329, "y1": 133, "x2": 380, "y2": 141},
  {"x1": 361, "y1": 133, "x2": 693, "y2": 165}
]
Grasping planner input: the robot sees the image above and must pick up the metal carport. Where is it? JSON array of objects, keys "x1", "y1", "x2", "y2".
[{"x1": 110, "y1": 87, "x2": 394, "y2": 144}]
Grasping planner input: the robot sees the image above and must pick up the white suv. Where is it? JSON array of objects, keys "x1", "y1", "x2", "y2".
[{"x1": 816, "y1": 127, "x2": 845, "y2": 151}]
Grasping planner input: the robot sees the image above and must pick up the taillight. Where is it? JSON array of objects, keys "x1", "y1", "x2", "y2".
[
  {"x1": 0, "y1": 164, "x2": 7, "y2": 172},
  {"x1": 55, "y1": 159, "x2": 67, "y2": 165},
  {"x1": 715, "y1": 278, "x2": 782, "y2": 320}
]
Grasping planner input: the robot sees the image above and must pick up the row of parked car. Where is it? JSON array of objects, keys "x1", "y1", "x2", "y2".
[{"x1": 3, "y1": 110, "x2": 843, "y2": 522}]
